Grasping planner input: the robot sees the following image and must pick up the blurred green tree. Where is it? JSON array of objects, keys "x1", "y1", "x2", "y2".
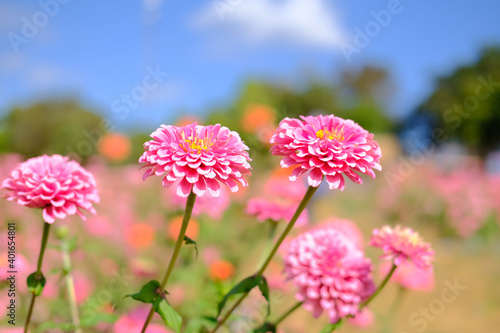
[
  {"x1": 417, "y1": 47, "x2": 500, "y2": 158},
  {"x1": 0, "y1": 100, "x2": 105, "y2": 161}
]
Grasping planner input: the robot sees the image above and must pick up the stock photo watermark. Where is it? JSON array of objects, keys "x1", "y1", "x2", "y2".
[
  {"x1": 7, "y1": 0, "x2": 72, "y2": 54},
  {"x1": 340, "y1": 0, "x2": 407, "y2": 63},
  {"x1": 212, "y1": 0, "x2": 245, "y2": 21},
  {"x1": 64, "y1": 65, "x2": 169, "y2": 159}
]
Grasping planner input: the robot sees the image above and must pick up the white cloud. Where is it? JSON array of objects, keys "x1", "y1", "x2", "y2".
[{"x1": 191, "y1": 0, "x2": 345, "y2": 50}]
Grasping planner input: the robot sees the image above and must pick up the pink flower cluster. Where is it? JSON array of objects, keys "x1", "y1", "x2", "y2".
[
  {"x1": 140, "y1": 123, "x2": 251, "y2": 197},
  {"x1": 246, "y1": 176, "x2": 308, "y2": 225},
  {"x1": 270, "y1": 115, "x2": 382, "y2": 190},
  {"x1": 283, "y1": 226, "x2": 375, "y2": 323},
  {"x1": 1, "y1": 154, "x2": 99, "y2": 223},
  {"x1": 369, "y1": 225, "x2": 434, "y2": 270}
]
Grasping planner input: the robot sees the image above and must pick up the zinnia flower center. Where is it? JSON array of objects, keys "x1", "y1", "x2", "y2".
[
  {"x1": 316, "y1": 127, "x2": 345, "y2": 141},
  {"x1": 180, "y1": 132, "x2": 214, "y2": 153}
]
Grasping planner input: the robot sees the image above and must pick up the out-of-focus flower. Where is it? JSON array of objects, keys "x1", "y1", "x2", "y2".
[
  {"x1": 125, "y1": 223, "x2": 155, "y2": 249},
  {"x1": 1, "y1": 155, "x2": 99, "y2": 223},
  {"x1": 176, "y1": 115, "x2": 202, "y2": 127},
  {"x1": 140, "y1": 123, "x2": 251, "y2": 198},
  {"x1": 369, "y1": 225, "x2": 434, "y2": 270},
  {"x1": 246, "y1": 176, "x2": 308, "y2": 226},
  {"x1": 283, "y1": 226, "x2": 375, "y2": 323},
  {"x1": 241, "y1": 104, "x2": 275, "y2": 133},
  {"x1": 98, "y1": 133, "x2": 132, "y2": 163},
  {"x1": 379, "y1": 261, "x2": 434, "y2": 291},
  {"x1": 73, "y1": 273, "x2": 94, "y2": 304},
  {"x1": 131, "y1": 257, "x2": 158, "y2": 277},
  {"x1": 113, "y1": 307, "x2": 170, "y2": 333},
  {"x1": 320, "y1": 218, "x2": 364, "y2": 250},
  {"x1": 167, "y1": 216, "x2": 199, "y2": 241},
  {"x1": 168, "y1": 186, "x2": 230, "y2": 219},
  {"x1": 270, "y1": 115, "x2": 382, "y2": 190},
  {"x1": 209, "y1": 259, "x2": 235, "y2": 281},
  {"x1": 348, "y1": 308, "x2": 374, "y2": 328},
  {"x1": 201, "y1": 245, "x2": 220, "y2": 266}
]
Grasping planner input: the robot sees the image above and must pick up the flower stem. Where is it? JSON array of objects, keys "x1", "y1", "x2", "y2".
[
  {"x1": 361, "y1": 262, "x2": 397, "y2": 308},
  {"x1": 141, "y1": 191, "x2": 197, "y2": 333},
  {"x1": 61, "y1": 233, "x2": 82, "y2": 333},
  {"x1": 273, "y1": 301, "x2": 303, "y2": 326},
  {"x1": 210, "y1": 186, "x2": 318, "y2": 333},
  {"x1": 256, "y1": 220, "x2": 278, "y2": 268},
  {"x1": 24, "y1": 222, "x2": 51, "y2": 333}
]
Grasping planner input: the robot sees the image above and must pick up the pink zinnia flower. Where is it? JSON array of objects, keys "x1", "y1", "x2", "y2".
[
  {"x1": 270, "y1": 115, "x2": 382, "y2": 190},
  {"x1": 379, "y1": 261, "x2": 434, "y2": 291},
  {"x1": 283, "y1": 227, "x2": 375, "y2": 323},
  {"x1": 320, "y1": 218, "x2": 365, "y2": 250},
  {"x1": 140, "y1": 123, "x2": 251, "y2": 197},
  {"x1": 1, "y1": 155, "x2": 99, "y2": 223},
  {"x1": 348, "y1": 308, "x2": 374, "y2": 328},
  {"x1": 369, "y1": 225, "x2": 434, "y2": 270}
]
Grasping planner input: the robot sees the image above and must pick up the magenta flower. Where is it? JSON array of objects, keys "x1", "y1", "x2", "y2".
[
  {"x1": 139, "y1": 123, "x2": 251, "y2": 197},
  {"x1": 369, "y1": 225, "x2": 434, "y2": 270},
  {"x1": 283, "y1": 226, "x2": 375, "y2": 323},
  {"x1": 270, "y1": 115, "x2": 382, "y2": 190},
  {"x1": 1, "y1": 154, "x2": 99, "y2": 223}
]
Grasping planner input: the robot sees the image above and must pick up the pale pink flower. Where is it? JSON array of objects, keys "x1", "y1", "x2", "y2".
[
  {"x1": 283, "y1": 227, "x2": 375, "y2": 323},
  {"x1": 113, "y1": 307, "x2": 170, "y2": 333},
  {"x1": 168, "y1": 185, "x2": 231, "y2": 219},
  {"x1": 369, "y1": 225, "x2": 434, "y2": 270},
  {"x1": 348, "y1": 308, "x2": 374, "y2": 328},
  {"x1": 140, "y1": 123, "x2": 251, "y2": 197},
  {"x1": 379, "y1": 261, "x2": 434, "y2": 291},
  {"x1": 246, "y1": 176, "x2": 308, "y2": 225},
  {"x1": 270, "y1": 115, "x2": 381, "y2": 190},
  {"x1": 1, "y1": 155, "x2": 99, "y2": 223},
  {"x1": 320, "y1": 218, "x2": 364, "y2": 249}
]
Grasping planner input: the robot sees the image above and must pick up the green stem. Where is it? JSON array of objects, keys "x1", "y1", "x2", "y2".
[
  {"x1": 61, "y1": 234, "x2": 82, "y2": 333},
  {"x1": 274, "y1": 301, "x2": 303, "y2": 326},
  {"x1": 361, "y1": 262, "x2": 397, "y2": 308},
  {"x1": 256, "y1": 220, "x2": 278, "y2": 268},
  {"x1": 210, "y1": 186, "x2": 318, "y2": 333},
  {"x1": 24, "y1": 222, "x2": 51, "y2": 333},
  {"x1": 141, "y1": 191, "x2": 197, "y2": 333},
  {"x1": 320, "y1": 319, "x2": 345, "y2": 333}
]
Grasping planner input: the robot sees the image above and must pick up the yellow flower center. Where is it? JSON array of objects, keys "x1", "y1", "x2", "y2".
[
  {"x1": 180, "y1": 132, "x2": 213, "y2": 153},
  {"x1": 316, "y1": 127, "x2": 345, "y2": 141}
]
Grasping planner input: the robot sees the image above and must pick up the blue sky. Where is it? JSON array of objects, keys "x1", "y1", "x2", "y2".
[{"x1": 1, "y1": 0, "x2": 500, "y2": 131}]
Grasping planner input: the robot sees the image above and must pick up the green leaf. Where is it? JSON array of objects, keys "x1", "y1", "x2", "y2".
[
  {"x1": 217, "y1": 275, "x2": 270, "y2": 317},
  {"x1": 27, "y1": 272, "x2": 46, "y2": 296},
  {"x1": 34, "y1": 322, "x2": 76, "y2": 331},
  {"x1": 184, "y1": 236, "x2": 198, "y2": 259},
  {"x1": 320, "y1": 320, "x2": 344, "y2": 333},
  {"x1": 127, "y1": 280, "x2": 161, "y2": 303},
  {"x1": 153, "y1": 297, "x2": 183, "y2": 333},
  {"x1": 257, "y1": 277, "x2": 270, "y2": 316},
  {"x1": 253, "y1": 322, "x2": 276, "y2": 333},
  {"x1": 80, "y1": 313, "x2": 119, "y2": 327}
]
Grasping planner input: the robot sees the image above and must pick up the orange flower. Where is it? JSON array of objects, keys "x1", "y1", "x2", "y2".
[
  {"x1": 241, "y1": 104, "x2": 275, "y2": 133},
  {"x1": 98, "y1": 133, "x2": 131, "y2": 162},
  {"x1": 167, "y1": 216, "x2": 199, "y2": 240},
  {"x1": 209, "y1": 260, "x2": 235, "y2": 281},
  {"x1": 125, "y1": 224, "x2": 155, "y2": 249},
  {"x1": 176, "y1": 115, "x2": 202, "y2": 127}
]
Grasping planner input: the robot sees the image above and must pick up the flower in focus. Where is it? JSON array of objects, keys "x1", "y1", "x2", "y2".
[
  {"x1": 246, "y1": 176, "x2": 308, "y2": 226},
  {"x1": 125, "y1": 223, "x2": 156, "y2": 249},
  {"x1": 98, "y1": 133, "x2": 132, "y2": 163},
  {"x1": 283, "y1": 226, "x2": 375, "y2": 323},
  {"x1": 379, "y1": 261, "x2": 434, "y2": 291},
  {"x1": 270, "y1": 115, "x2": 382, "y2": 190},
  {"x1": 167, "y1": 216, "x2": 199, "y2": 241},
  {"x1": 140, "y1": 123, "x2": 251, "y2": 197},
  {"x1": 369, "y1": 225, "x2": 434, "y2": 270},
  {"x1": 1, "y1": 154, "x2": 99, "y2": 223},
  {"x1": 209, "y1": 259, "x2": 235, "y2": 281}
]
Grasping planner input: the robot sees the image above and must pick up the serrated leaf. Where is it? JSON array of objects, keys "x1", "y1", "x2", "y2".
[
  {"x1": 27, "y1": 272, "x2": 46, "y2": 296},
  {"x1": 127, "y1": 280, "x2": 161, "y2": 303},
  {"x1": 253, "y1": 322, "x2": 276, "y2": 333},
  {"x1": 153, "y1": 297, "x2": 182, "y2": 333},
  {"x1": 217, "y1": 275, "x2": 269, "y2": 317},
  {"x1": 184, "y1": 236, "x2": 198, "y2": 259}
]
